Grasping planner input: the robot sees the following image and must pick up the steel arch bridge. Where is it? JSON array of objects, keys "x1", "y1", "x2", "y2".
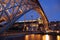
[{"x1": 0, "y1": 0, "x2": 49, "y2": 33}]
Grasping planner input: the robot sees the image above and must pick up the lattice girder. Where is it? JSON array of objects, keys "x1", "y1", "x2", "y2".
[{"x1": 0, "y1": 0, "x2": 49, "y2": 33}]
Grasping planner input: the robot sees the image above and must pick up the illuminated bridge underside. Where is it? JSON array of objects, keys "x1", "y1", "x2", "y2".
[{"x1": 0, "y1": 0, "x2": 49, "y2": 33}]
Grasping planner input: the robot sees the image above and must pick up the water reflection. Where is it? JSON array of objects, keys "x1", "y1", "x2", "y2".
[
  {"x1": 57, "y1": 35, "x2": 60, "y2": 40},
  {"x1": 25, "y1": 34, "x2": 60, "y2": 40},
  {"x1": 1, "y1": 34, "x2": 60, "y2": 40},
  {"x1": 25, "y1": 34, "x2": 42, "y2": 40},
  {"x1": 42, "y1": 35, "x2": 50, "y2": 40}
]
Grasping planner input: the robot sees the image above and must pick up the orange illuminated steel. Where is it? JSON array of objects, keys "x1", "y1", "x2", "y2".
[
  {"x1": 28, "y1": 0, "x2": 49, "y2": 30},
  {"x1": 0, "y1": 9, "x2": 22, "y2": 22},
  {"x1": 34, "y1": 7, "x2": 49, "y2": 30},
  {"x1": 0, "y1": 14, "x2": 12, "y2": 22},
  {"x1": 0, "y1": 0, "x2": 49, "y2": 33}
]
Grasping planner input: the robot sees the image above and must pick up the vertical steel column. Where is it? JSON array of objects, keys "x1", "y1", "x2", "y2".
[{"x1": 34, "y1": 0, "x2": 49, "y2": 30}]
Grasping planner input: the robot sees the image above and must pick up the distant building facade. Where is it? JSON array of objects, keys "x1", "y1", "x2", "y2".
[{"x1": 8, "y1": 19, "x2": 44, "y2": 32}]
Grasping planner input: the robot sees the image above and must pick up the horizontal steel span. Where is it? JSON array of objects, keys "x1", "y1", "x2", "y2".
[{"x1": 0, "y1": 0, "x2": 49, "y2": 33}]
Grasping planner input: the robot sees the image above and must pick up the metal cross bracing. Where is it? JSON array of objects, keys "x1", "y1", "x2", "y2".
[{"x1": 0, "y1": 0, "x2": 49, "y2": 33}]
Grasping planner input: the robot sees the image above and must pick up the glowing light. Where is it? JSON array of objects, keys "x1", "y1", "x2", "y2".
[
  {"x1": 30, "y1": 23, "x2": 38, "y2": 27},
  {"x1": 26, "y1": 27, "x2": 28, "y2": 31},
  {"x1": 37, "y1": 18, "x2": 43, "y2": 24},
  {"x1": 43, "y1": 35, "x2": 50, "y2": 40},
  {"x1": 57, "y1": 31, "x2": 59, "y2": 33},
  {"x1": 46, "y1": 35, "x2": 49, "y2": 40},
  {"x1": 25, "y1": 35, "x2": 29, "y2": 40},
  {"x1": 57, "y1": 35, "x2": 60, "y2": 40}
]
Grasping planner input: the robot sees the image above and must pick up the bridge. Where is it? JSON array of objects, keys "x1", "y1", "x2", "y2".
[{"x1": 0, "y1": 0, "x2": 49, "y2": 36}]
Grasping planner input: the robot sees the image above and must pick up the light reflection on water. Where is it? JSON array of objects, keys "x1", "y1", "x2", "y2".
[
  {"x1": 25, "y1": 34, "x2": 60, "y2": 40},
  {"x1": 42, "y1": 35, "x2": 50, "y2": 40},
  {"x1": 1, "y1": 34, "x2": 60, "y2": 40},
  {"x1": 25, "y1": 34, "x2": 42, "y2": 40},
  {"x1": 57, "y1": 35, "x2": 60, "y2": 40}
]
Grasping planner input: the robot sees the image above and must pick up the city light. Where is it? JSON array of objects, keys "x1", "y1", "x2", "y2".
[
  {"x1": 0, "y1": 0, "x2": 60, "y2": 40},
  {"x1": 57, "y1": 35, "x2": 60, "y2": 40},
  {"x1": 43, "y1": 35, "x2": 50, "y2": 40}
]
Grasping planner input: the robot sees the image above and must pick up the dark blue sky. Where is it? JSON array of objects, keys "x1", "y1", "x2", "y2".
[
  {"x1": 40, "y1": 0, "x2": 60, "y2": 22},
  {"x1": 17, "y1": 0, "x2": 60, "y2": 22}
]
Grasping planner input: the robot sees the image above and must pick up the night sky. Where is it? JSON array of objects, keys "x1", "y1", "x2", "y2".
[{"x1": 17, "y1": 0, "x2": 60, "y2": 22}]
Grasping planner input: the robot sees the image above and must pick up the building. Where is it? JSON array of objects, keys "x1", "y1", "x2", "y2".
[{"x1": 8, "y1": 19, "x2": 44, "y2": 32}]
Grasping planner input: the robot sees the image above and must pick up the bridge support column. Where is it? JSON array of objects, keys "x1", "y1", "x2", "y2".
[{"x1": 34, "y1": 7, "x2": 49, "y2": 31}]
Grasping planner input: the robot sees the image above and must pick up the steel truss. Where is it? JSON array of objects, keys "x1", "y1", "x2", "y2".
[{"x1": 0, "y1": 0, "x2": 49, "y2": 33}]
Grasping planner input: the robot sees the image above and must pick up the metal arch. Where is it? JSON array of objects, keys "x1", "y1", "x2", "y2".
[
  {"x1": 35, "y1": 7, "x2": 49, "y2": 30},
  {"x1": 0, "y1": 8, "x2": 33, "y2": 33},
  {"x1": 34, "y1": 0, "x2": 49, "y2": 30},
  {"x1": 0, "y1": 0, "x2": 49, "y2": 33}
]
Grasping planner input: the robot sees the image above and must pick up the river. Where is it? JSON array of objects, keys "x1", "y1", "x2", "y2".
[{"x1": 1, "y1": 34, "x2": 60, "y2": 40}]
